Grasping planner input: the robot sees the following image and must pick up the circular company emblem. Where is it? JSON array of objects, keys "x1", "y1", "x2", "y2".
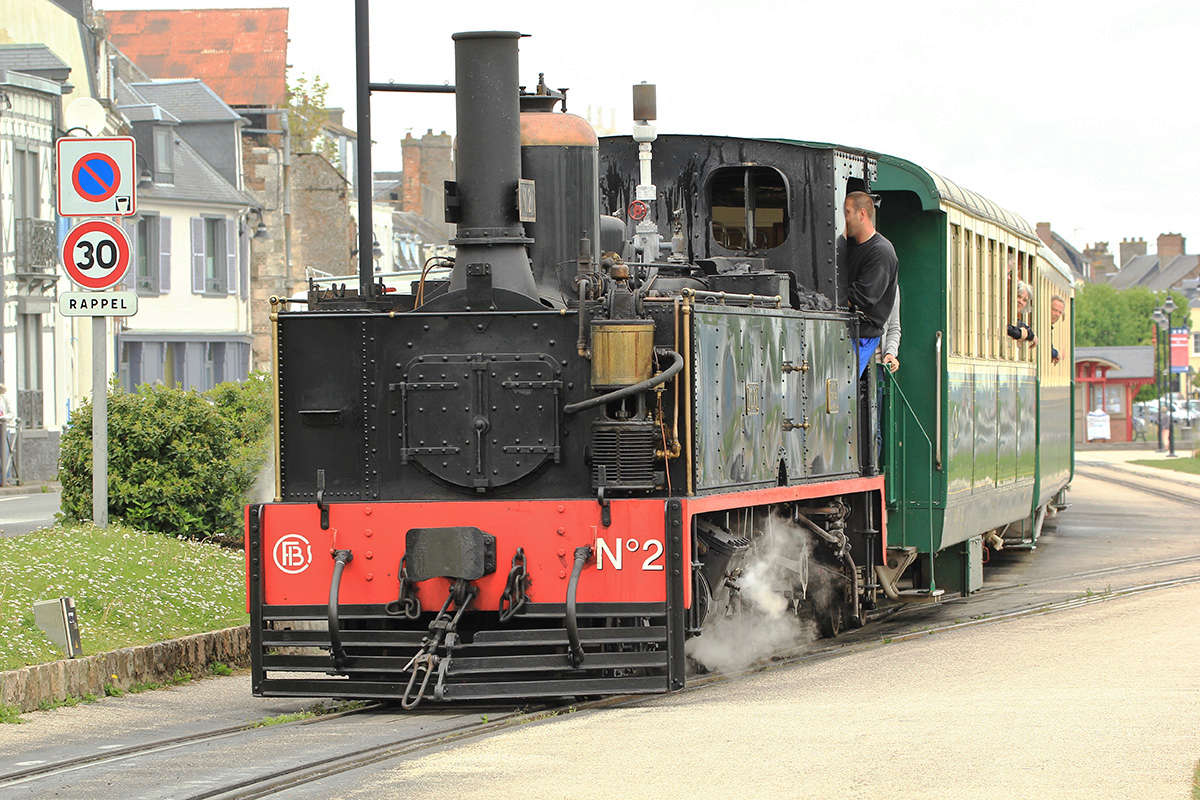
[
  {"x1": 61, "y1": 219, "x2": 131, "y2": 290},
  {"x1": 273, "y1": 533, "x2": 313, "y2": 574}
]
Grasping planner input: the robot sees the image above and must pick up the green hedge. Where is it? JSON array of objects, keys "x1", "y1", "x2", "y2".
[{"x1": 58, "y1": 376, "x2": 272, "y2": 546}]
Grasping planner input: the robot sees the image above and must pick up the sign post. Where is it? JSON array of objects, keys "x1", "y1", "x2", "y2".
[
  {"x1": 92, "y1": 316, "x2": 107, "y2": 526},
  {"x1": 57, "y1": 136, "x2": 138, "y2": 528}
]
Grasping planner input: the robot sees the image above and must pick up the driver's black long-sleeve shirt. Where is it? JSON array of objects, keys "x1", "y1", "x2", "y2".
[{"x1": 847, "y1": 232, "x2": 899, "y2": 338}]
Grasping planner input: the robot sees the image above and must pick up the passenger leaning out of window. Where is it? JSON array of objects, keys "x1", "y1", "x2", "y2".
[
  {"x1": 1007, "y1": 281, "x2": 1037, "y2": 347},
  {"x1": 1049, "y1": 295, "x2": 1065, "y2": 365}
]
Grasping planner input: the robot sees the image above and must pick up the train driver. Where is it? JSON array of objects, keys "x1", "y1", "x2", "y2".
[{"x1": 844, "y1": 191, "x2": 899, "y2": 378}]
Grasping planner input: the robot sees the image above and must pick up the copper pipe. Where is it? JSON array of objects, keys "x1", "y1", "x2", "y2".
[{"x1": 672, "y1": 296, "x2": 681, "y2": 452}]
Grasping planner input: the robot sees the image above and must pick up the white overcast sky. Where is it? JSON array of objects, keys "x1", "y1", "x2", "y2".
[{"x1": 98, "y1": 0, "x2": 1200, "y2": 258}]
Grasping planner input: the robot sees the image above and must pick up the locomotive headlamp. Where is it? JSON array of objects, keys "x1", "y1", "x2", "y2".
[{"x1": 632, "y1": 82, "x2": 656, "y2": 122}]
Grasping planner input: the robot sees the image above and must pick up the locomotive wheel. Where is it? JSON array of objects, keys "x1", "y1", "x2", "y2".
[{"x1": 817, "y1": 600, "x2": 843, "y2": 638}]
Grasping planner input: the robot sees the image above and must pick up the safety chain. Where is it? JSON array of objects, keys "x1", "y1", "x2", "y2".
[
  {"x1": 400, "y1": 578, "x2": 476, "y2": 710},
  {"x1": 498, "y1": 547, "x2": 530, "y2": 623},
  {"x1": 384, "y1": 556, "x2": 422, "y2": 619}
]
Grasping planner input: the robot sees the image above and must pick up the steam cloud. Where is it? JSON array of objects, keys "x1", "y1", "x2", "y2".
[{"x1": 686, "y1": 514, "x2": 828, "y2": 674}]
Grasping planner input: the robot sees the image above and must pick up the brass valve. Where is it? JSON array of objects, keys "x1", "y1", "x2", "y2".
[{"x1": 782, "y1": 359, "x2": 809, "y2": 374}]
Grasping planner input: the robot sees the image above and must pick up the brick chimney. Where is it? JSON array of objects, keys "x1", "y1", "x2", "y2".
[
  {"x1": 1119, "y1": 237, "x2": 1147, "y2": 267},
  {"x1": 401, "y1": 132, "x2": 422, "y2": 213},
  {"x1": 1036, "y1": 222, "x2": 1053, "y2": 248},
  {"x1": 419, "y1": 129, "x2": 454, "y2": 228},
  {"x1": 1157, "y1": 232, "x2": 1185, "y2": 263},
  {"x1": 1083, "y1": 242, "x2": 1113, "y2": 281}
]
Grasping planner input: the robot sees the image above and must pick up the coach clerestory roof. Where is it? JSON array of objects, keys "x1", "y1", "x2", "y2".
[{"x1": 771, "y1": 138, "x2": 1037, "y2": 241}]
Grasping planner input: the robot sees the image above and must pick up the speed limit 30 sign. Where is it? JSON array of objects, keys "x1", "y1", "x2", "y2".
[{"x1": 61, "y1": 219, "x2": 131, "y2": 290}]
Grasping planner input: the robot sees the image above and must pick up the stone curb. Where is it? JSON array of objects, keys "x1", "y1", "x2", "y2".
[
  {"x1": 0, "y1": 625, "x2": 250, "y2": 713},
  {"x1": 0, "y1": 481, "x2": 58, "y2": 497}
]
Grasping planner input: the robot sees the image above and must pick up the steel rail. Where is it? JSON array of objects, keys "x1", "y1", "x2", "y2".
[
  {"x1": 0, "y1": 702, "x2": 379, "y2": 788},
  {"x1": 1074, "y1": 463, "x2": 1199, "y2": 507}
]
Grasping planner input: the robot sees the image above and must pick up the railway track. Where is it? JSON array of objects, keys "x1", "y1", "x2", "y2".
[
  {"x1": 0, "y1": 702, "x2": 379, "y2": 789},
  {"x1": 5, "y1": 560, "x2": 1195, "y2": 800},
  {"x1": 1075, "y1": 462, "x2": 1199, "y2": 506}
]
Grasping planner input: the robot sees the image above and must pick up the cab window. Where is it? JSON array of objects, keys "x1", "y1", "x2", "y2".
[{"x1": 708, "y1": 167, "x2": 788, "y2": 251}]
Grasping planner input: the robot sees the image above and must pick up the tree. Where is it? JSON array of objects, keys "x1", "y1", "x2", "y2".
[
  {"x1": 286, "y1": 73, "x2": 339, "y2": 164},
  {"x1": 1074, "y1": 283, "x2": 1188, "y2": 347}
]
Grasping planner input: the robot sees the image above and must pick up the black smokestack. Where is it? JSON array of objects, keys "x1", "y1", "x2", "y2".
[{"x1": 448, "y1": 31, "x2": 538, "y2": 301}]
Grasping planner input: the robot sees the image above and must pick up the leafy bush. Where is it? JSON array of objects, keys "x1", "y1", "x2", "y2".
[{"x1": 59, "y1": 375, "x2": 272, "y2": 545}]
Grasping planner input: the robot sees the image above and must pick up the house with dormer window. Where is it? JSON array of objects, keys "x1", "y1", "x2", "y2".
[{"x1": 114, "y1": 77, "x2": 255, "y2": 390}]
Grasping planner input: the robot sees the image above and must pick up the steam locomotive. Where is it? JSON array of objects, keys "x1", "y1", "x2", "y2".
[{"x1": 245, "y1": 19, "x2": 1074, "y2": 707}]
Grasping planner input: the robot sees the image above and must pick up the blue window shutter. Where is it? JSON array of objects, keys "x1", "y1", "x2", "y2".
[
  {"x1": 123, "y1": 218, "x2": 137, "y2": 290},
  {"x1": 191, "y1": 218, "x2": 205, "y2": 293},
  {"x1": 226, "y1": 217, "x2": 237, "y2": 295},
  {"x1": 159, "y1": 216, "x2": 171, "y2": 293}
]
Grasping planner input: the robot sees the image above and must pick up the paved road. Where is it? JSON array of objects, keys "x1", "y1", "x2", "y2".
[{"x1": 0, "y1": 490, "x2": 60, "y2": 537}]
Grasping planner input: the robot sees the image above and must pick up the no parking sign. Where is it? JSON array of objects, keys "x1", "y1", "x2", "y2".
[{"x1": 56, "y1": 136, "x2": 137, "y2": 217}]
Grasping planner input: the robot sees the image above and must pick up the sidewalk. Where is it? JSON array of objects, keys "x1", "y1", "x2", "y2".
[
  {"x1": 1075, "y1": 447, "x2": 1200, "y2": 488},
  {"x1": 0, "y1": 480, "x2": 58, "y2": 497}
]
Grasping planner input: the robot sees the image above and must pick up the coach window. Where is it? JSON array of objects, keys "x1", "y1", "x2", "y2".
[
  {"x1": 969, "y1": 232, "x2": 979, "y2": 355},
  {"x1": 963, "y1": 229, "x2": 975, "y2": 356},
  {"x1": 950, "y1": 225, "x2": 963, "y2": 355},
  {"x1": 708, "y1": 166, "x2": 788, "y2": 252},
  {"x1": 1004, "y1": 247, "x2": 1015, "y2": 360}
]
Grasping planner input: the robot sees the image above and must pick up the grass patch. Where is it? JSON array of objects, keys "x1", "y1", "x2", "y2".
[
  {"x1": 0, "y1": 703, "x2": 23, "y2": 724},
  {"x1": 253, "y1": 700, "x2": 366, "y2": 728},
  {"x1": 0, "y1": 522, "x2": 248, "y2": 671},
  {"x1": 35, "y1": 691, "x2": 102, "y2": 713},
  {"x1": 1129, "y1": 455, "x2": 1200, "y2": 475},
  {"x1": 208, "y1": 661, "x2": 234, "y2": 677}
]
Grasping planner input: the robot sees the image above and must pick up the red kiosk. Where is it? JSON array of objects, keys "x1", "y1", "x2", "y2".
[{"x1": 1074, "y1": 346, "x2": 1155, "y2": 442}]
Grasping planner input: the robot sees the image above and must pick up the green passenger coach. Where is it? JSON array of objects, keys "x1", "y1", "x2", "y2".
[{"x1": 871, "y1": 156, "x2": 1075, "y2": 595}]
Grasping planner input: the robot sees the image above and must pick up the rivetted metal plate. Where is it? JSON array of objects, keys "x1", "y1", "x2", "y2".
[
  {"x1": 803, "y1": 317, "x2": 858, "y2": 478},
  {"x1": 692, "y1": 307, "x2": 857, "y2": 491}
]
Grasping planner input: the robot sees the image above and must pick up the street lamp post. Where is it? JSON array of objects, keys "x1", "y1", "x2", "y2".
[
  {"x1": 1163, "y1": 297, "x2": 1177, "y2": 457},
  {"x1": 1153, "y1": 299, "x2": 1177, "y2": 457},
  {"x1": 1152, "y1": 308, "x2": 1166, "y2": 452}
]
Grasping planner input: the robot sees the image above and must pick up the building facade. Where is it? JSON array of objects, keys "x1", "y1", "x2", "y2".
[
  {"x1": 0, "y1": 66, "x2": 60, "y2": 480},
  {"x1": 114, "y1": 77, "x2": 255, "y2": 390}
]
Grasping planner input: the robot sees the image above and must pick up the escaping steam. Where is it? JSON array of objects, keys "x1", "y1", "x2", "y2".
[{"x1": 686, "y1": 513, "x2": 833, "y2": 674}]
